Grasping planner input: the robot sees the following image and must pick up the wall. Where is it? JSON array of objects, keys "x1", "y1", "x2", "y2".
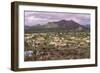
[{"x1": 0, "y1": 0, "x2": 99, "y2": 73}]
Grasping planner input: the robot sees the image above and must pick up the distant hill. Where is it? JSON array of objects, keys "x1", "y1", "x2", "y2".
[
  {"x1": 25, "y1": 20, "x2": 89, "y2": 32},
  {"x1": 83, "y1": 24, "x2": 90, "y2": 29}
]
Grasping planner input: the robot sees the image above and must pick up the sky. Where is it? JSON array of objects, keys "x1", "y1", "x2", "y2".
[{"x1": 24, "y1": 11, "x2": 90, "y2": 26}]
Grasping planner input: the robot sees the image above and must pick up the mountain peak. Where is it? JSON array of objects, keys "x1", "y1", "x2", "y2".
[
  {"x1": 59, "y1": 19, "x2": 67, "y2": 22},
  {"x1": 57, "y1": 19, "x2": 77, "y2": 24}
]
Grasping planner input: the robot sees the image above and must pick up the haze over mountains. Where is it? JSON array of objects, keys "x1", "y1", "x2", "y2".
[{"x1": 25, "y1": 20, "x2": 90, "y2": 32}]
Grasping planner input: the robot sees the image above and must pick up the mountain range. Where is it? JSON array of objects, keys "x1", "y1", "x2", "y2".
[{"x1": 25, "y1": 20, "x2": 90, "y2": 32}]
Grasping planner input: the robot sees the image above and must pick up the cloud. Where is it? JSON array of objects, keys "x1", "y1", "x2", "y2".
[{"x1": 24, "y1": 11, "x2": 90, "y2": 26}]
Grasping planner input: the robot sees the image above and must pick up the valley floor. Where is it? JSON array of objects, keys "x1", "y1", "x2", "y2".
[{"x1": 24, "y1": 31, "x2": 90, "y2": 61}]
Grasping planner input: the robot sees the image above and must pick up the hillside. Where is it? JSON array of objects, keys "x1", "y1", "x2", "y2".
[{"x1": 25, "y1": 20, "x2": 89, "y2": 32}]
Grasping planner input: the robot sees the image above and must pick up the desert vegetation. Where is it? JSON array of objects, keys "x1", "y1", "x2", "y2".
[{"x1": 24, "y1": 31, "x2": 90, "y2": 61}]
